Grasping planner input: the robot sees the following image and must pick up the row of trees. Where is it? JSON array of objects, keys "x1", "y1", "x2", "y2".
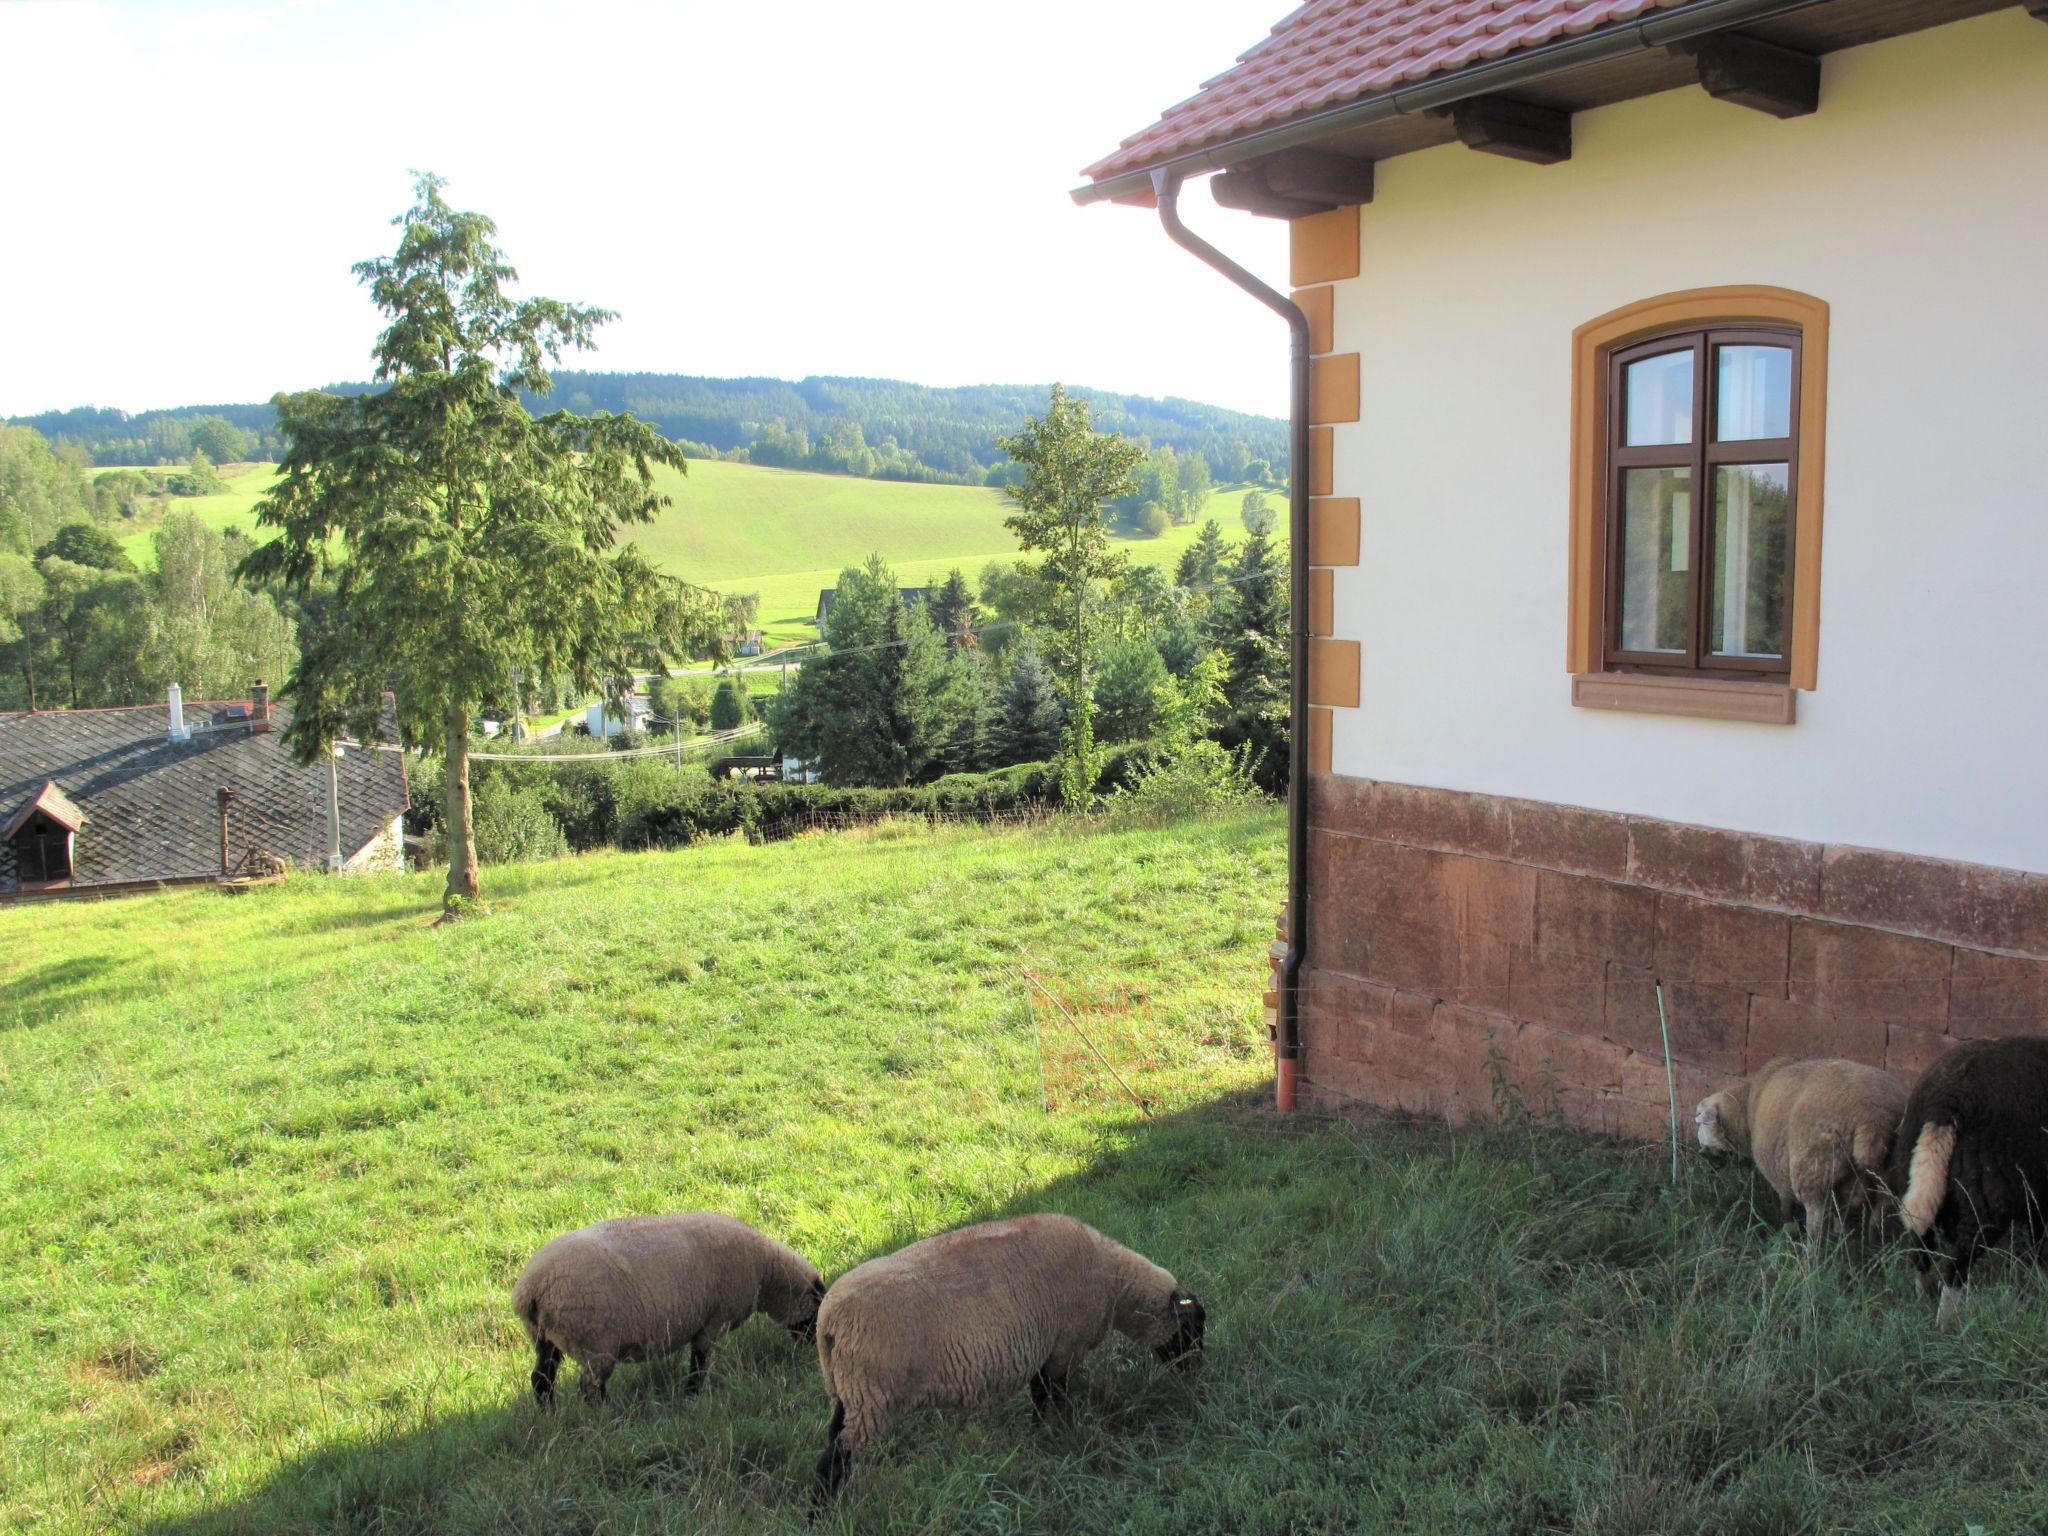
[
  {"x1": 767, "y1": 391, "x2": 1290, "y2": 806},
  {"x1": 8, "y1": 407, "x2": 273, "y2": 468},
  {"x1": 0, "y1": 514, "x2": 299, "y2": 712}
]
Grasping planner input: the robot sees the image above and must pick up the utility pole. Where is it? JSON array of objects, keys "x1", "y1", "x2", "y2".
[
  {"x1": 674, "y1": 712, "x2": 683, "y2": 780},
  {"x1": 326, "y1": 746, "x2": 344, "y2": 871}
]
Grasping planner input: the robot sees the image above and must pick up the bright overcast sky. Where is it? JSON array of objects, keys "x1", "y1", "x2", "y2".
[{"x1": 0, "y1": 0, "x2": 1294, "y2": 422}]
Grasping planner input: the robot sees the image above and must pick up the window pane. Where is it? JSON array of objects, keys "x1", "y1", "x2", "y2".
[
  {"x1": 1716, "y1": 345, "x2": 1792, "y2": 441},
  {"x1": 1619, "y1": 466, "x2": 1692, "y2": 654},
  {"x1": 1625, "y1": 351, "x2": 1693, "y2": 446},
  {"x1": 1710, "y1": 463, "x2": 1790, "y2": 660}
]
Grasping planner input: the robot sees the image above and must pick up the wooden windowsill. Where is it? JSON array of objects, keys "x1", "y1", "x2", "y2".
[{"x1": 1571, "y1": 672, "x2": 1796, "y2": 725}]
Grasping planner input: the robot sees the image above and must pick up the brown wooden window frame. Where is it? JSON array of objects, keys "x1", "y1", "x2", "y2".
[
  {"x1": 1602, "y1": 325, "x2": 1801, "y2": 679},
  {"x1": 1568, "y1": 287, "x2": 1830, "y2": 696}
]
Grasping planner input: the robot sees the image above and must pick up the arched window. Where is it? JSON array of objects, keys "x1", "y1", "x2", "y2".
[{"x1": 1569, "y1": 288, "x2": 1828, "y2": 709}]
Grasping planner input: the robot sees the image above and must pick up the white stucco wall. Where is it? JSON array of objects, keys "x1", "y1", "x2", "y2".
[{"x1": 1324, "y1": 10, "x2": 2048, "y2": 872}]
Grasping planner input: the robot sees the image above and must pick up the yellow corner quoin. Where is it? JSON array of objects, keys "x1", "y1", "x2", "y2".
[
  {"x1": 1308, "y1": 498, "x2": 1360, "y2": 566},
  {"x1": 1310, "y1": 353, "x2": 1360, "y2": 425},
  {"x1": 1308, "y1": 637, "x2": 1361, "y2": 709},
  {"x1": 1289, "y1": 205, "x2": 1360, "y2": 288},
  {"x1": 1308, "y1": 568, "x2": 1334, "y2": 636},
  {"x1": 1308, "y1": 428, "x2": 1334, "y2": 497},
  {"x1": 1307, "y1": 706, "x2": 1333, "y2": 775},
  {"x1": 1293, "y1": 286, "x2": 1335, "y2": 356}
]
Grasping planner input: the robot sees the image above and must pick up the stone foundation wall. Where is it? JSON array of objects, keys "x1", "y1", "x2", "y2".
[{"x1": 1273, "y1": 776, "x2": 2048, "y2": 1137}]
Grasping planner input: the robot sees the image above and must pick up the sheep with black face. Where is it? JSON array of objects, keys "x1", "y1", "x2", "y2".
[
  {"x1": 811, "y1": 1213, "x2": 1205, "y2": 1500},
  {"x1": 512, "y1": 1212, "x2": 823, "y2": 1406}
]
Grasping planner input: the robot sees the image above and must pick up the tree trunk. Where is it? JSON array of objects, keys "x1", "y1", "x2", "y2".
[
  {"x1": 21, "y1": 653, "x2": 35, "y2": 713},
  {"x1": 443, "y1": 704, "x2": 482, "y2": 908}
]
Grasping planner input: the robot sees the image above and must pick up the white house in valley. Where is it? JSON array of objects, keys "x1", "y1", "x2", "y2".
[{"x1": 1080, "y1": 1, "x2": 2048, "y2": 1132}]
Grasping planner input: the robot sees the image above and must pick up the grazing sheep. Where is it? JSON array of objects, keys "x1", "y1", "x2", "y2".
[
  {"x1": 512, "y1": 1213, "x2": 823, "y2": 1406},
  {"x1": 1694, "y1": 1056, "x2": 1906, "y2": 1240},
  {"x1": 812, "y1": 1213, "x2": 1205, "y2": 1499},
  {"x1": 1890, "y1": 1036, "x2": 2048, "y2": 1326}
]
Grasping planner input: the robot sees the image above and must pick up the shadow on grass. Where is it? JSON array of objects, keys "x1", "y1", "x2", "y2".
[
  {"x1": 0, "y1": 953, "x2": 139, "y2": 1030},
  {"x1": 130, "y1": 1089, "x2": 2045, "y2": 1536}
]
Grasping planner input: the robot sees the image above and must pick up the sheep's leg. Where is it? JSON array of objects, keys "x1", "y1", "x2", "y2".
[
  {"x1": 1030, "y1": 1363, "x2": 1074, "y2": 1424},
  {"x1": 530, "y1": 1338, "x2": 563, "y2": 1409},
  {"x1": 813, "y1": 1398, "x2": 853, "y2": 1506},
  {"x1": 580, "y1": 1352, "x2": 616, "y2": 1405},
  {"x1": 1910, "y1": 1246, "x2": 1939, "y2": 1300},
  {"x1": 1939, "y1": 1220, "x2": 2005, "y2": 1330},
  {"x1": 684, "y1": 1338, "x2": 711, "y2": 1398}
]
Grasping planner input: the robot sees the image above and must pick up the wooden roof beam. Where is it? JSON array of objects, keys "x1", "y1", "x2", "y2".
[
  {"x1": 1670, "y1": 32, "x2": 1820, "y2": 118},
  {"x1": 1212, "y1": 149, "x2": 1374, "y2": 220},
  {"x1": 1442, "y1": 97, "x2": 1571, "y2": 165}
]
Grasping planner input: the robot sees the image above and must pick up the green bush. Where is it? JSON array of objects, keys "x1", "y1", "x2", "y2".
[{"x1": 470, "y1": 776, "x2": 568, "y2": 865}]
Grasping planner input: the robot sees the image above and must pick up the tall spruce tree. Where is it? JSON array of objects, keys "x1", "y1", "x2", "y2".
[
  {"x1": 1219, "y1": 528, "x2": 1291, "y2": 792},
  {"x1": 927, "y1": 566, "x2": 979, "y2": 649},
  {"x1": 995, "y1": 633, "x2": 1065, "y2": 766},
  {"x1": 242, "y1": 174, "x2": 721, "y2": 909},
  {"x1": 996, "y1": 385, "x2": 1142, "y2": 807},
  {"x1": 1176, "y1": 518, "x2": 1230, "y2": 592}
]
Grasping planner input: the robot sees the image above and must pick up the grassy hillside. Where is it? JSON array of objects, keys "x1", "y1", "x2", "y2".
[
  {"x1": 4, "y1": 814, "x2": 2046, "y2": 1534},
  {"x1": 110, "y1": 462, "x2": 276, "y2": 565},
  {"x1": 110, "y1": 459, "x2": 1282, "y2": 648}
]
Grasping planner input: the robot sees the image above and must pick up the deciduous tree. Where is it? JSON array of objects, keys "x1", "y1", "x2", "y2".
[{"x1": 996, "y1": 384, "x2": 1142, "y2": 808}]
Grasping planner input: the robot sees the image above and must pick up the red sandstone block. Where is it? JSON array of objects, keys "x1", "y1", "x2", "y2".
[
  {"x1": 1430, "y1": 1000, "x2": 1516, "y2": 1059},
  {"x1": 1455, "y1": 931, "x2": 1515, "y2": 1013},
  {"x1": 1610, "y1": 972, "x2": 1748, "y2": 1073},
  {"x1": 1370, "y1": 781, "x2": 1511, "y2": 858},
  {"x1": 1627, "y1": 818, "x2": 1748, "y2": 905},
  {"x1": 1509, "y1": 946, "x2": 1608, "y2": 1034},
  {"x1": 1949, "y1": 949, "x2": 2048, "y2": 1039},
  {"x1": 1652, "y1": 892, "x2": 1790, "y2": 994},
  {"x1": 1618, "y1": 1049, "x2": 1728, "y2": 1112},
  {"x1": 1746, "y1": 995, "x2": 1886, "y2": 1070},
  {"x1": 1507, "y1": 797, "x2": 1631, "y2": 881},
  {"x1": 1610, "y1": 1094, "x2": 1680, "y2": 1144},
  {"x1": 1514, "y1": 1018, "x2": 1628, "y2": 1094},
  {"x1": 1747, "y1": 835, "x2": 1824, "y2": 913},
  {"x1": 1536, "y1": 870, "x2": 1657, "y2": 966},
  {"x1": 1302, "y1": 1049, "x2": 1381, "y2": 1107},
  {"x1": 1308, "y1": 774, "x2": 1374, "y2": 838},
  {"x1": 1456, "y1": 857, "x2": 1538, "y2": 943},
  {"x1": 1968, "y1": 868, "x2": 2048, "y2": 959},
  {"x1": 1599, "y1": 963, "x2": 1670, "y2": 1058},
  {"x1": 1820, "y1": 845, "x2": 1974, "y2": 945},
  {"x1": 1788, "y1": 919, "x2": 1949, "y2": 1027},
  {"x1": 1884, "y1": 1022, "x2": 1955, "y2": 1085},
  {"x1": 1369, "y1": 917, "x2": 1461, "y2": 998},
  {"x1": 1305, "y1": 968, "x2": 1437, "y2": 1039}
]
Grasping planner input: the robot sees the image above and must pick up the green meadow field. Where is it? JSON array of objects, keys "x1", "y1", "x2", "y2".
[
  {"x1": 109, "y1": 459, "x2": 1282, "y2": 648},
  {"x1": 6, "y1": 812, "x2": 2045, "y2": 1534}
]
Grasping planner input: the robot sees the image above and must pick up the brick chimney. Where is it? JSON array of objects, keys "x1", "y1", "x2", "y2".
[{"x1": 251, "y1": 679, "x2": 271, "y2": 732}]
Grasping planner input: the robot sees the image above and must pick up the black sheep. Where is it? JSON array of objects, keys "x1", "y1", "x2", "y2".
[{"x1": 1890, "y1": 1036, "x2": 2048, "y2": 1325}]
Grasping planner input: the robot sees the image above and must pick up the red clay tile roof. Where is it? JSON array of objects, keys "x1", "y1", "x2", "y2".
[{"x1": 1083, "y1": 0, "x2": 1690, "y2": 182}]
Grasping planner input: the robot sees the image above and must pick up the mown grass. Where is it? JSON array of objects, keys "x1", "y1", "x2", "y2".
[
  {"x1": 100, "y1": 458, "x2": 1276, "y2": 646},
  {"x1": 11, "y1": 814, "x2": 2024, "y2": 1536}
]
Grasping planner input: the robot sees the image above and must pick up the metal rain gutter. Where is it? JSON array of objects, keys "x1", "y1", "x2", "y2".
[
  {"x1": 1151, "y1": 168, "x2": 1310, "y2": 1113},
  {"x1": 1073, "y1": 0, "x2": 1829, "y2": 204}
]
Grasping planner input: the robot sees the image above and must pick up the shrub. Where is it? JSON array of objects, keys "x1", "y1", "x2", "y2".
[{"x1": 470, "y1": 776, "x2": 568, "y2": 865}]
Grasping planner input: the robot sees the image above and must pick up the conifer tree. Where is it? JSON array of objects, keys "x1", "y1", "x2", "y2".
[
  {"x1": 995, "y1": 633, "x2": 1064, "y2": 766},
  {"x1": 1219, "y1": 528, "x2": 1290, "y2": 791}
]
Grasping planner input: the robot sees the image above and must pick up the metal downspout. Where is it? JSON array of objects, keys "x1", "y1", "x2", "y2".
[{"x1": 1152, "y1": 168, "x2": 1310, "y2": 1112}]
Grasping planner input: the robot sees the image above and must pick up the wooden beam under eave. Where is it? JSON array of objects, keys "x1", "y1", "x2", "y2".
[
  {"x1": 1670, "y1": 33, "x2": 1819, "y2": 119},
  {"x1": 1212, "y1": 169, "x2": 1331, "y2": 220},
  {"x1": 1257, "y1": 149, "x2": 1373, "y2": 208},
  {"x1": 2028, "y1": 0, "x2": 2048, "y2": 21},
  {"x1": 1444, "y1": 97, "x2": 1571, "y2": 165}
]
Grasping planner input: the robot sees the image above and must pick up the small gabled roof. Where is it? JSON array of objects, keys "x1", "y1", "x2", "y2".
[{"x1": 1, "y1": 779, "x2": 86, "y2": 840}]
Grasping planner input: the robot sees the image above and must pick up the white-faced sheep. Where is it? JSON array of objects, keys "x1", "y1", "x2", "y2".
[
  {"x1": 1889, "y1": 1035, "x2": 2048, "y2": 1326},
  {"x1": 1694, "y1": 1056, "x2": 1906, "y2": 1240},
  {"x1": 812, "y1": 1213, "x2": 1205, "y2": 1499},
  {"x1": 512, "y1": 1212, "x2": 823, "y2": 1406}
]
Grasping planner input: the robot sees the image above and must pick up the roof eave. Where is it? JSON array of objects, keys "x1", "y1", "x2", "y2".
[{"x1": 1071, "y1": 0, "x2": 1829, "y2": 205}]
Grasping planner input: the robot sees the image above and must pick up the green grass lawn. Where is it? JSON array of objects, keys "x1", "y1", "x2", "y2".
[
  {"x1": 112, "y1": 463, "x2": 279, "y2": 566},
  {"x1": 5, "y1": 811, "x2": 2046, "y2": 1533},
  {"x1": 104, "y1": 458, "x2": 1278, "y2": 649}
]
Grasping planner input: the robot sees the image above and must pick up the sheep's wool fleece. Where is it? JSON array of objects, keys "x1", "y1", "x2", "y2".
[
  {"x1": 1742, "y1": 1057, "x2": 1905, "y2": 1209},
  {"x1": 515, "y1": 1213, "x2": 814, "y2": 1364},
  {"x1": 818, "y1": 1214, "x2": 1176, "y2": 1432}
]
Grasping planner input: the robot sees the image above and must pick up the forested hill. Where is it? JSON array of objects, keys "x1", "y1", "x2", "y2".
[{"x1": 10, "y1": 374, "x2": 1287, "y2": 487}]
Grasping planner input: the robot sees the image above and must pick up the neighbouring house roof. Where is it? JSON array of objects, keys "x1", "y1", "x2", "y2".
[
  {"x1": 1078, "y1": 0, "x2": 2010, "y2": 197},
  {"x1": 1086, "y1": 0, "x2": 1687, "y2": 183},
  {"x1": 1, "y1": 779, "x2": 86, "y2": 841},
  {"x1": 0, "y1": 699, "x2": 410, "y2": 888}
]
